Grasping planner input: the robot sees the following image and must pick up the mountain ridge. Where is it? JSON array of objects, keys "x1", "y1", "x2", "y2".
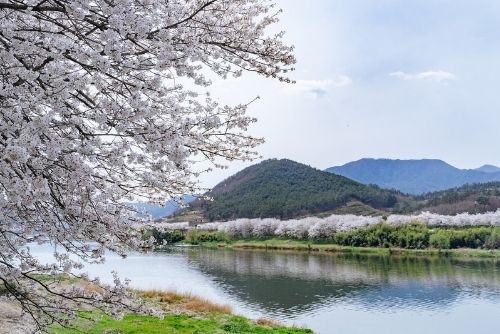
[
  {"x1": 326, "y1": 158, "x2": 500, "y2": 194},
  {"x1": 474, "y1": 164, "x2": 500, "y2": 173},
  {"x1": 131, "y1": 195, "x2": 196, "y2": 219}
]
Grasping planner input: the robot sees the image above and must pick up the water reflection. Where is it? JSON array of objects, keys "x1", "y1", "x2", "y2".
[
  {"x1": 185, "y1": 249, "x2": 500, "y2": 318},
  {"x1": 31, "y1": 244, "x2": 500, "y2": 333}
]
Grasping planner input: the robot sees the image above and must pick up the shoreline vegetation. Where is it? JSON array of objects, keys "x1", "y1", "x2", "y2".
[
  {"x1": 144, "y1": 221, "x2": 500, "y2": 258},
  {"x1": 1, "y1": 277, "x2": 312, "y2": 334},
  {"x1": 194, "y1": 239, "x2": 500, "y2": 258},
  {"x1": 45, "y1": 289, "x2": 312, "y2": 334}
]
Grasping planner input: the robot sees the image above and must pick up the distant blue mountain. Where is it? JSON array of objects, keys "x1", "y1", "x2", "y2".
[
  {"x1": 326, "y1": 159, "x2": 500, "y2": 194},
  {"x1": 474, "y1": 164, "x2": 500, "y2": 173},
  {"x1": 130, "y1": 195, "x2": 196, "y2": 219}
]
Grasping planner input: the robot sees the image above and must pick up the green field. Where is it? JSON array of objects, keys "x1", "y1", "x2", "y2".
[
  {"x1": 48, "y1": 291, "x2": 312, "y2": 334},
  {"x1": 50, "y1": 313, "x2": 312, "y2": 334}
]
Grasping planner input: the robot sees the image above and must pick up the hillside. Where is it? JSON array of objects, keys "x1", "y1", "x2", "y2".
[
  {"x1": 190, "y1": 159, "x2": 402, "y2": 221},
  {"x1": 414, "y1": 182, "x2": 500, "y2": 215},
  {"x1": 326, "y1": 158, "x2": 500, "y2": 194}
]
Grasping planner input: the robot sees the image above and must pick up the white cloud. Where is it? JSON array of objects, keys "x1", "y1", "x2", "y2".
[
  {"x1": 286, "y1": 75, "x2": 352, "y2": 98},
  {"x1": 331, "y1": 75, "x2": 354, "y2": 87},
  {"x1": 390, "y1": 70, "x2": 456, "y2": 82}
]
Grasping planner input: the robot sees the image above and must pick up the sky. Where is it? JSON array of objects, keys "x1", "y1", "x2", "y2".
[{"x1": 199, "y1": 0, "x2": 500, "y2": 188}]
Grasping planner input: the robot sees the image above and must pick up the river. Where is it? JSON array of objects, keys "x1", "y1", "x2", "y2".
[{"x1": 33, "y1": 245, "x2": 500, "y2": 334}]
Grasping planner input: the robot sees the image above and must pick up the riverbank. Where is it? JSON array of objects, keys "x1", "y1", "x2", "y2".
[
  {"x1": 1, "y1": 276, "x2": 312, "y2": 334},
  {"x1": 151, "y1": 222, "x2": 500, "y2": 258},
  {"x1": 46, "y1": 289, "x2": 312, "y2": 334},
  {"x1": 191, "y1": 239, "x2": 500, "y2": 258}
]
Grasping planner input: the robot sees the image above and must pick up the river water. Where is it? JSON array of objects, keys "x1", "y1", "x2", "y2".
[{"x1": 33, "y1": 245, "x2": 500, "y2": 334}]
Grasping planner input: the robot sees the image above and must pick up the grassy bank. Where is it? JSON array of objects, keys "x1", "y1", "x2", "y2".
[
  {"x1": 49, "y1": 290, "x2": 312, "y2": 334},
  {"x1": 51, "y1": 313, "x2": 311, "y2": 334},
  {"x1": 197, "y1": 239, "x2": 500, "y2": 258}
]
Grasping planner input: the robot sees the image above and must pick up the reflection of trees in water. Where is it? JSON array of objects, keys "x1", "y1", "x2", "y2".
[{"x1": 185, "y1": 249, "x2": 500, "y2": 316}]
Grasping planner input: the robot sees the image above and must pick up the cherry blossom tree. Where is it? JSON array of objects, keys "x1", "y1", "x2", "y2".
[
  {"x1": 0, "y1": 0, "x2": 295, "y2": 330},
  {"x1": 175, "y1": 211, "x2": 500, "y2": 239}
]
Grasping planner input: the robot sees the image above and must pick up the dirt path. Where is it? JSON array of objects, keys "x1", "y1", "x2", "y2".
[{"x1": 0, "y1": 301, "x2": 34, "y2": 334}]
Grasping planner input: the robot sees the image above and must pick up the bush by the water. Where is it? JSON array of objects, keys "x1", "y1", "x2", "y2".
[
  {"x1": 186, "y1": 229, "x2": 229, "y2": 244},
  {"x1": 333, "y1": 223, "x2": 500, "y2": 249},
  {"x1": 146, "y1": 223, "x2": 500, "y2": 250},
  {"x1": 427, "y1": 228, "x2": 493, "y2": 249},
  {"x1": 143, "y1": 229, "x2": 184, "y2": 245},
  {"x1": 429, "y1": 232, "x2": 451, "y2": 249},
  {"x1": 332, "y1": 222, "x2": 431, "y2": 249},
  {"x1": 485, "y1": 230, "x2": 500, "y2": 249},
  {"x1": 142, "y1": 228, "x2": 229, "y2": 245}
]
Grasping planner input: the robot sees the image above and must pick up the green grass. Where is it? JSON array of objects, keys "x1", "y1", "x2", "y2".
[
  {"x1": 200, "y1": 238, "x2": 500, "y2": 258},
  {"x1": 49, "y1": 313, "x2": 312, "y2": 334},
  {"x1": 47, "y1": 290, "x2": 311, "y2": 334}
]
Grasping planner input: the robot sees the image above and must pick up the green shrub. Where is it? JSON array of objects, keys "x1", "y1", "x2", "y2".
[
  {"x1": 485, "y1": 230, "x2": 500, "y2": 249},
  {"x1": 425, "y1": 227, "x2": 499, "y2": 249},
  {"x1": 143, "y1": 229, "x2": 184, "y2": 245},
  {"x1": 331, "y1": 222, "x2": 430, "y2": 249},
  {"x1": 395, "y1": 222, "x2": 430, "y2": 249},
  {"x1": 448, "y1": 227, "x2": 492, "y2": 248},
  {"x1": 186, "y1": 230, "x2": 229, "y2": 244},
  {"x1": 331, "y1": 223, "x2": 500, "y2": 250},
  {"x1": 429, "y1": 231, "x2": 451, "y2": 249}
]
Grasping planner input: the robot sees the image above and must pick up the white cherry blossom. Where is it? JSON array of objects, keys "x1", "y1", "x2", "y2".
[
  {"x1": 0, "y1": 0, "x2": 295, "y2": 330},
  {"x1": 163, "y1": 210, "x2": 500, "y2": 239}
]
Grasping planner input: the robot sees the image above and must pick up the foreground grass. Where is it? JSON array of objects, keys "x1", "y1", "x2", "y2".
[
  {"x1": 50, "y1": 313, "x2": 310, "y2": 334},
  {"x1": 49, "y1": 290, "x2": 312, "y2": 334},
  {"x1": 198, "y1": 238, "x2": 500, "y2": 258}
]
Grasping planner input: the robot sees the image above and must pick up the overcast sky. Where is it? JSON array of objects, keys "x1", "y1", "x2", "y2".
[{"x1": 199, "y1": 0, "x2": 500, "y2": 188}]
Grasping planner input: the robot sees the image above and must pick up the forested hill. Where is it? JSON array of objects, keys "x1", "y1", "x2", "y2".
[
  {"x1": 413, "y1": 182, "x2": 500, "y2": 215},
  {"x1": 191, "y1": 159, "x2": 401, "y2": 221}
]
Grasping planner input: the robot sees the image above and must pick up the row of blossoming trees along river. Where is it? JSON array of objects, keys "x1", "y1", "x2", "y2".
[{"x1": 142, "y1": 210, "x2": 500, "y2": 244}]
